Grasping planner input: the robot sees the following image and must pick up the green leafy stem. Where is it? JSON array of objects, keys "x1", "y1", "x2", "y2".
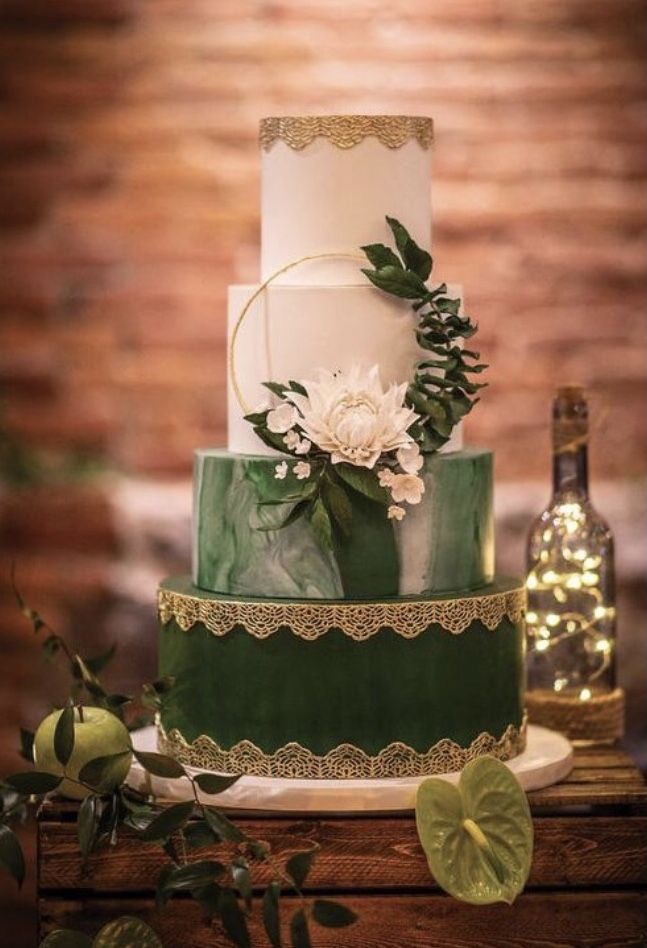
[{"x1": 0, "y1": 578, "x2": 358, "y2": 948}]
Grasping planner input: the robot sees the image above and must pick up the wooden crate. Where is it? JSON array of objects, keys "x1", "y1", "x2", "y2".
[{"x1": 38, "y1": 745, "x2": 647, "y2": 947}]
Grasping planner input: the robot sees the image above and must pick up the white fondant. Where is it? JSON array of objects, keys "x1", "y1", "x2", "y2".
[
  {"x1": 227, "y1": 282, "x2": 463, "y2": 456},
  {"x1": 128, "y1": 725, "x2": 574, "y2": 813},
  {"x1": 261, "y1": 138, "x2": 432, "y2": 285}
]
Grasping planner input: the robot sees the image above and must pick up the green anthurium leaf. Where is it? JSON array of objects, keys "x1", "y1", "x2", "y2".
[
  {"x1": 289, "y1": 909, "x2": 311, "y2": 948},
  {"x1": 385, "y1": 216, "x2": 433, "y2": 281},
  {"x1": 335, "y1": 465, "x2": 388, "y2": 505},
  {"x1": 415, "y1": 755, "x2": 533, "y2": 905},
  {"x1": 78, "y1": 751, "x2": 132, "y2": 793},
  {"x1": 138, "y1": 801, "x2": 194, "y2": 842},
  {"x1": 93, "y1": 916, "x2": 162, "y2": 948},
  {"x1": 286, "y1": 847, "x2": 317, "y2": 890},
  {"x1": 54, "y1": 705, "x2": 75, "y2": 767},
  {"x1": 6, "y1": 771, "x2": 62, "y2": 795},
  {"x1": 133, "y1": 749, "x2": 185, "y2": 779},
  {"x1": 360, "y1": 242, "x2": 403, "y2": 271},
  {"x1": 217, "y1": 887, "x2": 251, "y2": 948},
  {"x1": 193, "y1": 772, "x2": 241, "y2": 795},
  {"x1": 39, "y1": 931, "x2": 93, "y2": 948},
  {"x1": 0, "y1": 824, "x2": 26, "y2": 888},
  {"x1": 361, "y1": 265, "x2": 427, "y2": 299},
  {"x1": 262, "y1": 882, "x2": 282, "y2": 948},
  {"x1": 311, "y1": 899, "x2": 357, "y2": 928},
  {"x1": 19, "y1": 728, "x2": 34, "y2": 763}
]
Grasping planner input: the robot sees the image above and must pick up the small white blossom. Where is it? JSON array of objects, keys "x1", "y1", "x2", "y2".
[
  {"x1": 294, "y1": 437, "x2": 311, "y2": 455},
  {"x1": 267, "y1": 403, "x2": 298, "y2": 434},
  {"x1": 397, "y1": 442, "x2": 424, "y2": 474},
  {"x1": 377, "y1": 468, "x2": 395, "y2": 488},
  {"x1": 294, "y1": 461, "x2": 311, "y2": 480},
  {"x1": 388, "y1": 504, "x2": 406, "y2": 521},
  {"x1": 283, "y1": 429, "x2": 301, "y2": 451},
  {"x1": 274, "y1": 461, "x2": 288, "y2": 480},
  {"x1": 389, "y1": 473, "x2": 425, "y2": 505}
]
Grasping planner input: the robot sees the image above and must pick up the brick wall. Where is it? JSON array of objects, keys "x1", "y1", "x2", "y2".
[{"x1": 0, "y1": 2, "x2": 646, "y2": 938}]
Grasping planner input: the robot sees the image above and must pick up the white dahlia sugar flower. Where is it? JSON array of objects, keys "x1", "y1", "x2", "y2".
[
  {"x1": 293, "y1": 461, "x2": 311, "y2": 480},
  {"x1": 397, "y1": 442, "x2": 424, "y2": 474},
  {"x1": 389, "y1": 473, "x2": 425, "y2": 505},
  {"x1": 274, "y1": 461, "x2": 288, "y2": 480},
  {"x1": 267, "y1": 403, "x2": 298, "y2": 434},
  {"x1": 287, "y1": 365, "x2": 418, "y2": 469},
  {"x1": 387, "y1": 504, "x2": 406, "y2": 521}
]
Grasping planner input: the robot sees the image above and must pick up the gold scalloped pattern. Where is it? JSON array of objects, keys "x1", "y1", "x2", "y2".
[
  {"x1": 158, "y1": 717, "x2": 527, "y2": 779},
  {"x1": 259, "y1": 115, "x2": 433, "y2": 152},
  {"x1": 158, "y1": 585, "x2": 526, "y2": 641}
]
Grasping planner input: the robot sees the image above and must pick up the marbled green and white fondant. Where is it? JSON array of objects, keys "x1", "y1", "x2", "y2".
[{"x1": 193, "y1": 448, "x2": 493, "y2": 600}]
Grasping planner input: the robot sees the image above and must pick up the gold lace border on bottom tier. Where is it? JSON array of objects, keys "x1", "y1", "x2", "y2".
[
  {"x1": 157, "y1": 716, "x2": 527, "y2": 780},
  {"x1": 158, "y1": 585, "x2": 526, "y2": 641}
]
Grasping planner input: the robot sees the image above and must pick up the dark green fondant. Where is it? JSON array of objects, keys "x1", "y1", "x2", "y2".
[
  {"x1": 158, "y1": 576, "x2": 525, "y2": 757},
  {"x1": 193, "y1": 448, "x2": 494, "y2": 600}
]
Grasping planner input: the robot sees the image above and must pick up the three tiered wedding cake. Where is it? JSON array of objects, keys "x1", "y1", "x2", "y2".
[{"x1": 157, "y1": 116, "x2": 526, "y2": 779}]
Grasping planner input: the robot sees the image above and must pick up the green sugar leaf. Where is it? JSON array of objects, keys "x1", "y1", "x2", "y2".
[
  {"x1": 361, "y1": 265, "x2": 427, "y2": 300},
  {"x1": 93, "y1": 916, "x2": 162, "y2": 948},
  {"x1": 386, "y1": 216, "x2": 433, "y2": 281},
  {"x1": 193, "y1": 772, "x2": 241, "y2": 795},
  {"x1": 360, "y1": 242, "x2": 402, "y2": 271},
  {"x1": 415, "y1": 755, "x2": 533, "y2": 905},
  {"x1": 321, "y1": 477, "x2": 353, "y2": 537},
  {"x1": 335, "y1": 465, "x2": 388, "y2": 505},
  {"x1": 309, "y1": 497, "x2": 333, "y2": 550},
  {"x1": 0, "y1": 824, "x2": 26, "y2": 888}
]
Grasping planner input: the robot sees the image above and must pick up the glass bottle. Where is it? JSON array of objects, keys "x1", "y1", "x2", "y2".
[{"x1": 525, "y1": 386, "x2": 616, "y2": 700}]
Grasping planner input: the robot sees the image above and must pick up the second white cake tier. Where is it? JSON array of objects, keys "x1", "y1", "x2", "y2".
[{"x1": 227, "y1": 282, "x2": 464, "y2": 456}]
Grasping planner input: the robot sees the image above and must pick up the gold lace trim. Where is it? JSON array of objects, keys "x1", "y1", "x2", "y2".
[
  {"x1": 259, "y1": 115, "x2": 433, "y2": 152},
  {"x1": 158, "y1": 585, "x2": 526, "y2": 641},
  {"x1": 158, "y1": 717, "x2": 527, "y2": 779}
]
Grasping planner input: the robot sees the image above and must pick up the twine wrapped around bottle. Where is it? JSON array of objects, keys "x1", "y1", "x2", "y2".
[{"x1": 526, "y1": 687, "x2": 625, "y2": 744}]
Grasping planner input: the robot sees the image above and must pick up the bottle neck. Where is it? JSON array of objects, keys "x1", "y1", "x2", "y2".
[{"x1": 552, "y1": 445, "x2": 589, "y2": 499}]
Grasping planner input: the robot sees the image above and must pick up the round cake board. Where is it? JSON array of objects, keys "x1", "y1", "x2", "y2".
[{"x1": 128, "y1": 724, "x2": 573, "y2": 814}]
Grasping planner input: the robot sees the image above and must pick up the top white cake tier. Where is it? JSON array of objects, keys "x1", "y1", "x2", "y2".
[{"x1": 260, "y1": 115, "x2": 433, "y2": 286}]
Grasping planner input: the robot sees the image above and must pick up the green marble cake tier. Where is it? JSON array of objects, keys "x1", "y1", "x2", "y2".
[
  {"x1": 157, "y1": 575, "x2": 526, "y2": 779},
  {"x1": 193, "y1": 447, "x2": 494, "y2": 600}
]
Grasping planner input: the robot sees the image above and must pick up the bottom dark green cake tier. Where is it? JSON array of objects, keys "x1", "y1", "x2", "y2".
[{"x1": 157, "y1": 576, "x2": 527, "y2": 778}]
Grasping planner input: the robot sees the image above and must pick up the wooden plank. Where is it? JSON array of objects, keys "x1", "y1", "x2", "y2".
[
  {"x1": 38, "y1": 815, "x2": 647, "y2": 893},
  {"x1": 527, "y1": 781, "x2": 647, "y2": 809},
  {"x1": 39, "y1": 891, "x2": 647, "y2": 948}
]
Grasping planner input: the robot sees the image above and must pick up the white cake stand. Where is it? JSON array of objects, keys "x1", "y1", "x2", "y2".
[{"x1": 128, "y1": 724, "x2": 573, "y2": 814}]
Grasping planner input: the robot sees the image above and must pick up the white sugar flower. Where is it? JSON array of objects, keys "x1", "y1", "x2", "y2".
[
  {"x1": 267, "y1": 403, "x2": 298, "y2": 434},
  {"x1": 378, "y1": 468, "x2": 395, "y2": 488},
  {"x1": 274, "y1": 461, "x2": 288, "y2": 480},
  {"x1": 294, "y1": 437, "x2": 311, "y2": 455},
  {"x1": 397, "y1": 442, "x2": 424, "y2": 474},
  {"x1": 388, "y1": 504, "x2": 406, "y2": 521},
  {"x1": 389, "y1": 473, "x2": 425, "y2": 505},
  {"x1": 284, "y1": 429, "x2": 301, "y2": 451},
  {"x1": 286, "y1": 365, "x2": 418, "y2": 469},
  {"x1": 294, "y1": 461, "x2": 311, "y2": 480}
]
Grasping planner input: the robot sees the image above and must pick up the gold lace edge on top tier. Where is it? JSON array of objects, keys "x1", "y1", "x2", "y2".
[
  {"x1": 158, "y1": 585, "x2": 526, "y2": 641},
  {"x1": 158, "y1": 716, "x2": 527, "y2": 779},
  {"x1": 259, "y1": 115, "x2": 434, "y2": 152}
]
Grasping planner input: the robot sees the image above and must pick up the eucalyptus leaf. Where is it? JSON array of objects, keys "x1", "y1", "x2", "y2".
[
  {"x1": 262, "y1": 882, "x2": 282, "y2": 948},
  {"x1": 158, "y1": 859, "x2": 225, "y2": 895},
  {"x1": 0, "y1": 824, "x2": 26, "y2": 888},
  {"x1": 183, "y1": 819, "x2": 218, "y2": 850},
  {"x1": 289, "y1": 909, "x2": 311, "y2": 948},
  {"x1": 38, "y1": 931, "x2": 93, "y2": 948},
  {"x1": 82, "y1": 643, "x2": 117, "y2": 676},
  {"x1": 54, "y1": 705, "x2": 75, "y2": 767},
  {"x1": 286, "y1": 847, "x2": 317, "y2": 890},
  {"x1": 6, "y1": 771, "x2": 62, "y2": 795},
  {"x1": 138, "y1": 800, "x2": 194, "y2": 842},
  {"x1": 204, "y1": 806, "x2": 247, "y2": 844},
  {"x1": 335, "y1": 465, "x2": 388, "y2": 505},
  {"x1": 415, "y1": 755, "x2": 533, "y2": 905},
  {"x1": 78, "y1": 751, "x2": 132, "y2": 793},
  {"x1": 193, "y1": 772, "x2": 241, "y2": 795},
  {"x1": 133, "y1": 749, "x2": 185, "y2": 779},
  {"x1": 217, "y1": 887, "x2": 251, "y2": 948},
  {"x1": 73, "y1": 656, "x2": 106, "y2": 699},
  {"x1": 77, "y1": 794, "x2": 101, "y2": 860},
  {"x1": 93, "y1": 916, "x2": 162, "y2": 948},
  {"x1": 311, "y1": 899, "x2": 357, "y2": 928}
]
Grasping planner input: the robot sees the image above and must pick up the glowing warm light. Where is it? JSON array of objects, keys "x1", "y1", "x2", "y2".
[
  {"x1": 579, "y1": 688, "x2": 592, "y2": 701},
  {"x1": 573, "y1": 549, "x2": 588, "y2": 561},
  {"x1": 542, "y1": 570, "x2": 559, "y2": 584},
  {"x1": 546, "y1": 613, "x2": 560, "y2": 627},
  {"x1": 566, "y1": 574, "x2": 582, "y2": 590},
  {"x1": 595, "y1": 639, "x2": 611, "y2": 653},
  {"x1": 593, "y1": 606, "x2": 607, "y2": 620},
  {"x1": 553, "y1": 587, "x2": 567, "y2": 603},
  {"x1": 542, "y1": 529, "x2": 552, "y2": 542},
  {"x1": 536, "y1": 639, "x2": 550, "y2": 652},
  {"x1": 526, "y1": 611, "x2": 538, "y2": 625},
  {"x1": 526, "y1": 573, "x2": 538, "y2": 590},
  {"x1": 539, "y1": 626, "x2": 550, "y2": 639},
  {"x1": 566, "y1": 620, "x2": 578, "y2": 632},
  {"x1": 584, "y1": 556, "x2": 601, "y2": 570},
  {"x1": 582, "y1": 572, "x2": 599, "y2": 587}
]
